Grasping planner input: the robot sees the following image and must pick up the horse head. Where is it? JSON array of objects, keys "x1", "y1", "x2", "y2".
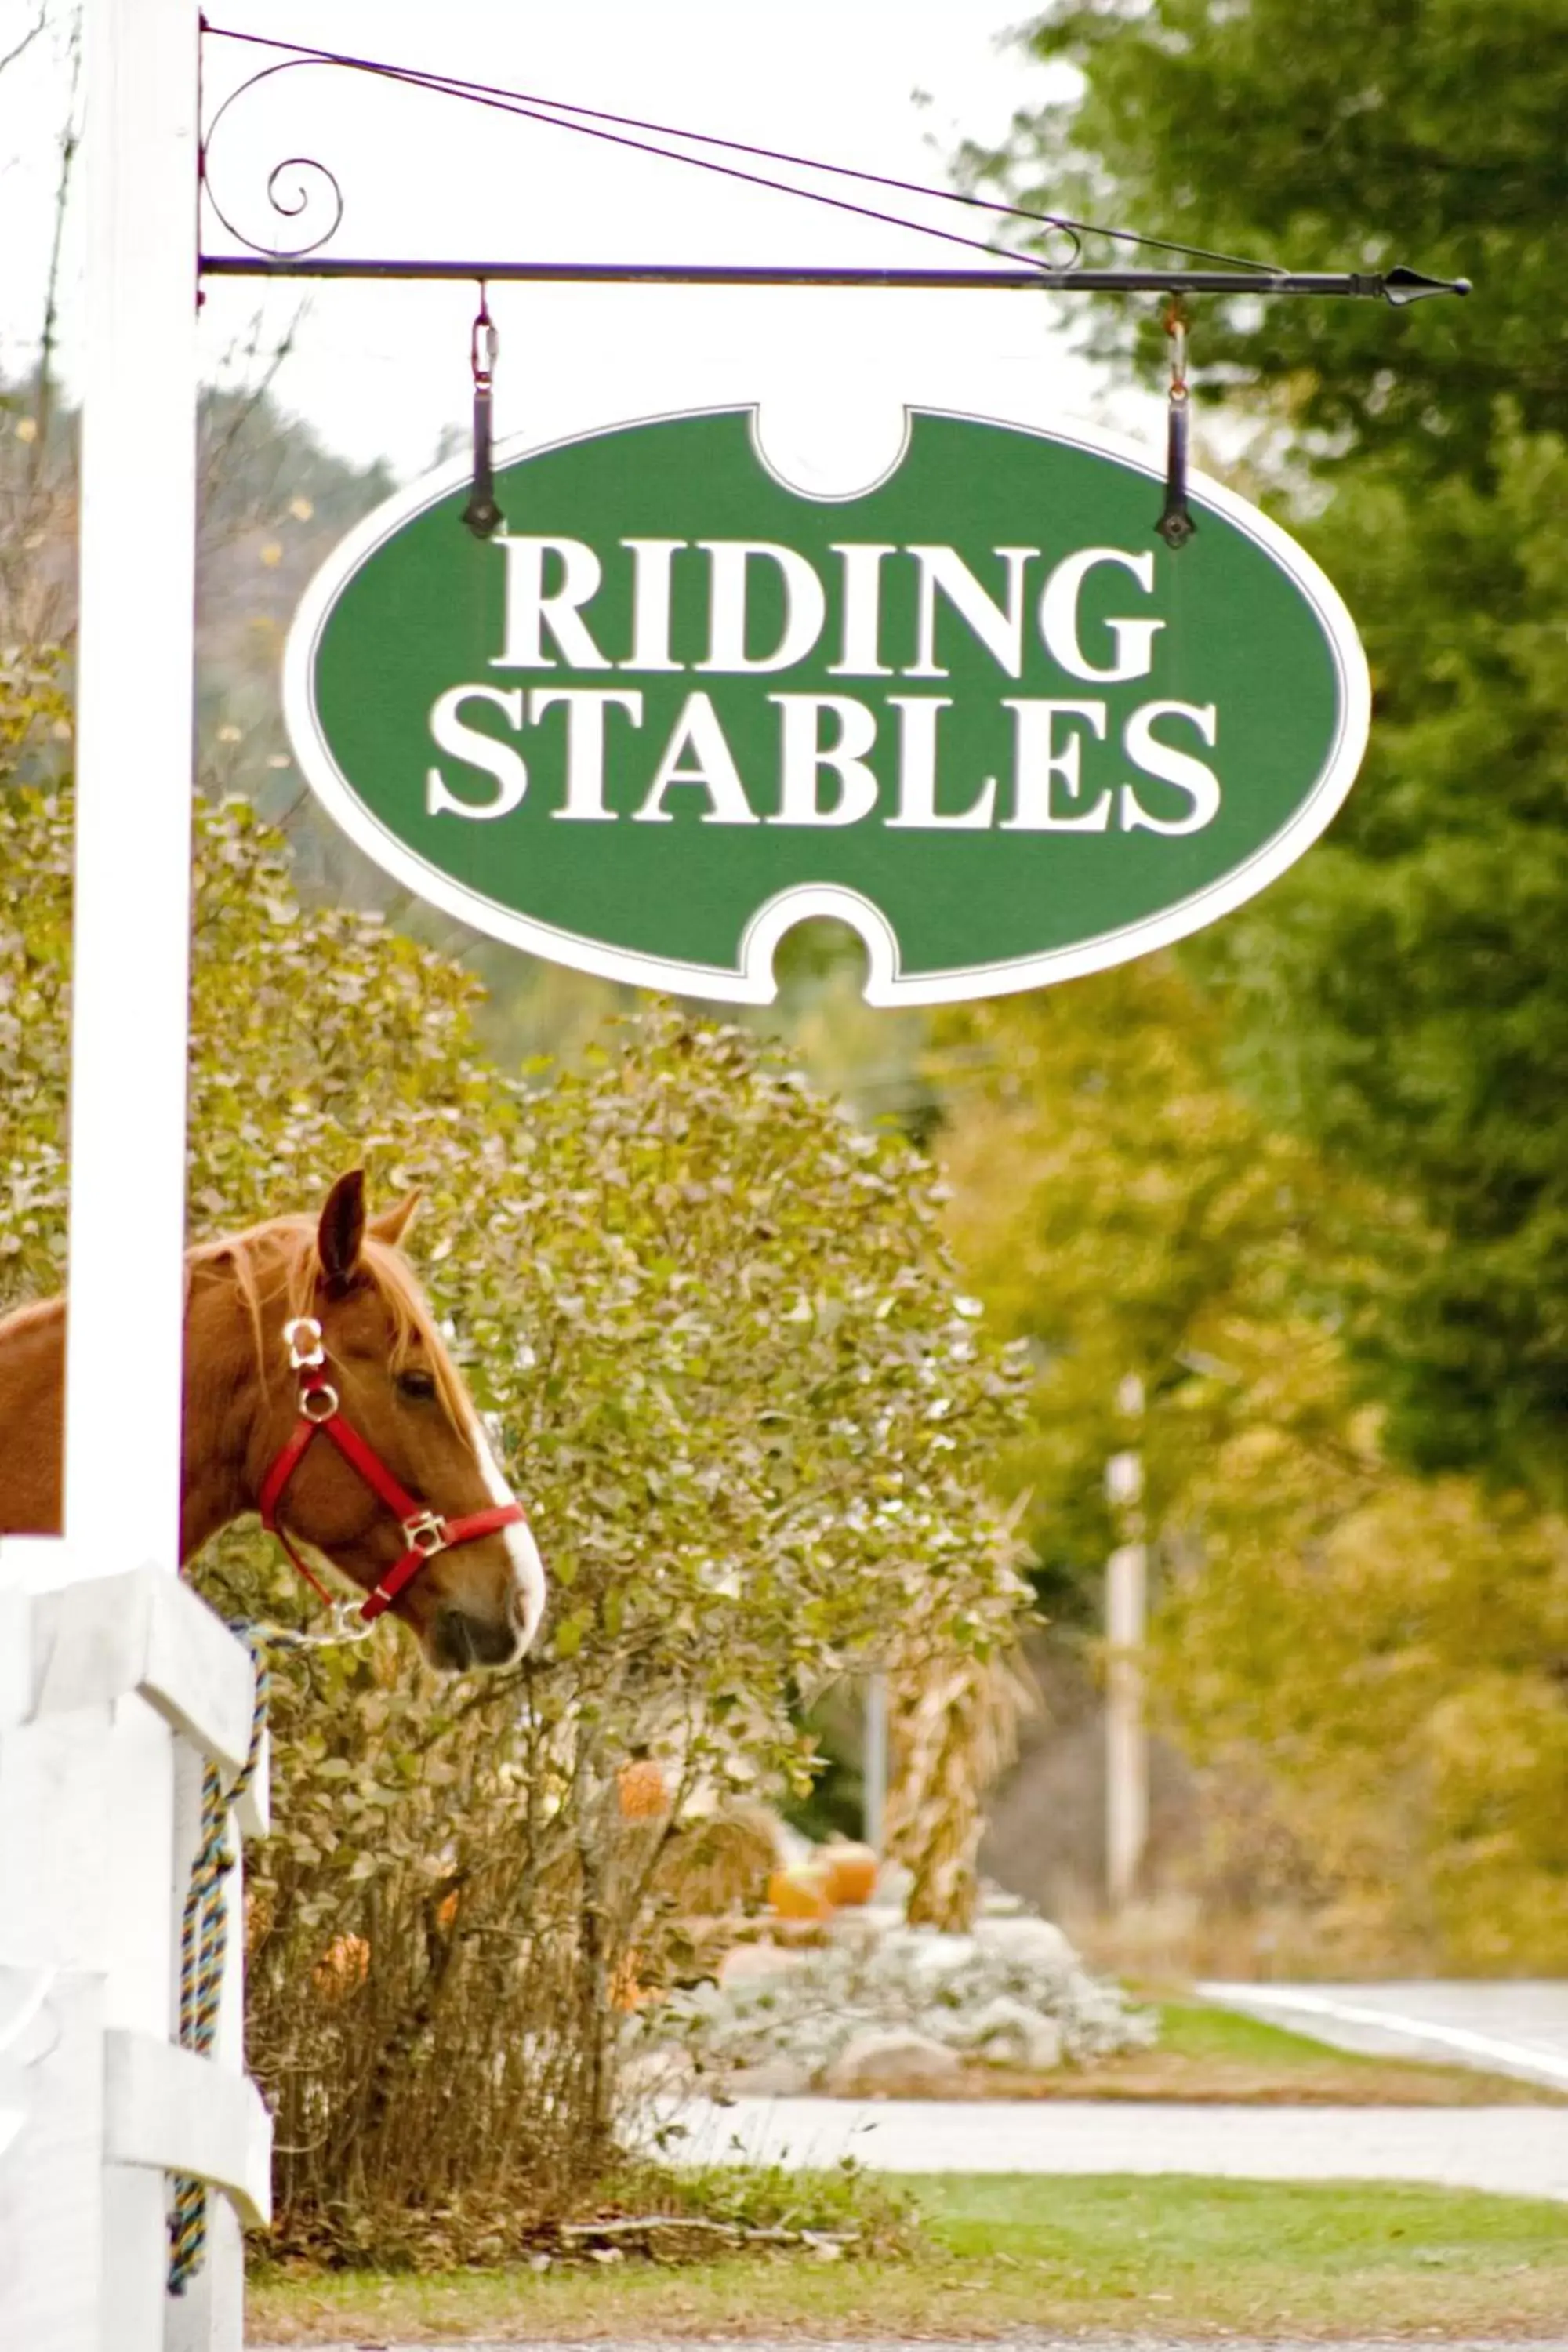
[{"x1": 192, "y1": 1171, "x2": 546, "y2": 1672}]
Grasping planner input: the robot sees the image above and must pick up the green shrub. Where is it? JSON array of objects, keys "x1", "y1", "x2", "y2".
[{"x1": 1, "y1": 753, "x2": 1027, "y2": 2255}]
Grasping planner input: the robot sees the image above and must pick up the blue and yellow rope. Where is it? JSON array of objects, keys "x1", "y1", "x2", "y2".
[{"x1": 166, "y1": 1633, "x2": 270, "y2": 2297}]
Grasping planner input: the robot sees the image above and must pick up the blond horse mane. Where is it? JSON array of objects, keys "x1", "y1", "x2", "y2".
[{"x1": 184, "y1": 1213, "x2": 476, "y2": 1436}]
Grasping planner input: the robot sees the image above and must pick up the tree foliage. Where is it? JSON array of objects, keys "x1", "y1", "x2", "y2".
[
  {"x1": 1160, "y1": 1422, "x2": 1568, "y2": 1970},
  {"x1": 971, "y1": 0, "x2": 1561, "y2": 477},
  {"x1": 935, "y1": 958, "x2": 1377, "y2": 1620},
  {"x1": 935, "y1": 960, "x2": 1568, "y2": 1969},
  {"x1": 2, "y1": 703, "x2": 1027, "y2": 2245},
  {"x1": 971, "y1": 0, "x2": 1568, "y2": 1494}
]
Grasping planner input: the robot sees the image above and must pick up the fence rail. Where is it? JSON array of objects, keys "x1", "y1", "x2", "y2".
[{"x1": 0, "y1": 1541, "x2": 270, "y2": 2352}]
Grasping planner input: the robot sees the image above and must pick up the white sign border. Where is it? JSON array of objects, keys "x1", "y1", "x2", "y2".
[{"x1": 282, "y1": 403, "x2": 1370, "y2": 1007}]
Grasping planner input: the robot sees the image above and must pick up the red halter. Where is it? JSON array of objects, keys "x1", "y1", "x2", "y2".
[{"x1": 257, "y1": 1316, "x2": 528, "y2": 1624}]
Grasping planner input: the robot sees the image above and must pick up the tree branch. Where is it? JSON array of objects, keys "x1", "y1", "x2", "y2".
[{"x1": 0, "y1": 5, "x2": 47, "y2": 82}]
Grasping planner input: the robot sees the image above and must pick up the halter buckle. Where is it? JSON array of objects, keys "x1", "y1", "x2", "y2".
[
  {"x1": 301, "y1": 1381, "x2": 339, "y2": 1423},
  {"x1": 284, "y1": 1316, "x2": 326, "y2": 1370},
  {"x1": 402, "y1": 1510, "x2": 449, "y2": 1557}
]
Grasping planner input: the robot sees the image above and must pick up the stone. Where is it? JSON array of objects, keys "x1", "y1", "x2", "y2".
[
  {"x1": 973, "y1": 1915, "x2": 1077, "y2": 1974},
  {"x1": 619, "y1": 2043, "x2": 696, "y2": 2097},
  {"x1": 654, "y1": 1893, "x2": 1152, "y2": 2092},
  {"x1": 873, "y1": 1859, "x2": 914, "y2": 1909},
  {"x1": 723, "y1": 2054, "x2": 811, "y2": 2097},
  {"x1": 829, "y1": 1904, "x2": 891, "y2": 1951},
  {"x1": 719, "y1": 1937, "x2": 811, "y2": 1987},
  {"x1": 822, "y1": 2027, "x2": 964, "y2": 2097},
  {"x1": 900, "y1": 1929, "x2": 981, "y2": 1976},
  {"x1": 957, "y1": 1994, "x2": 1064, "y2": 2071}
]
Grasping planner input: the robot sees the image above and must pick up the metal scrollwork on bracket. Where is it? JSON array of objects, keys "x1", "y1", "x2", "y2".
[
  {"x1": 200, "y1": 60, "x2": 346, "y2": 260},
  {"x1": 1031, "y1": 220, "x2": 1083, "y2": 274},
  {"x1": 194, "y1": 26, "x2": 1473, "y2": 314}
]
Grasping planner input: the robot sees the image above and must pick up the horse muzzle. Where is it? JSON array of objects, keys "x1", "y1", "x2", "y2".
[{"x1": 429, "y1": 1602, "x2": 528, "y2": 1672}]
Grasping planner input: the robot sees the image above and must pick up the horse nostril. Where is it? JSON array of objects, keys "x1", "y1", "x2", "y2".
[{"x1": 434, "y1": 1606, "x2": 521, "y2": 1672}]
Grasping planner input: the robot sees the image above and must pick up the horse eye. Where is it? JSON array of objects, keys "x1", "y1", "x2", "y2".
[{"x1": 397, "y1": 1367, "x2": 438, "y2": 1403}]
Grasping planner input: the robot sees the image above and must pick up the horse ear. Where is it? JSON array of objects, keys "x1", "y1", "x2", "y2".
[
  {"x1": 318, "y1": 1168, "x2": 367, "y2": 1294},
  {"x1": 369, "y1": 1189, "x2": 422, "y2": 1250}
]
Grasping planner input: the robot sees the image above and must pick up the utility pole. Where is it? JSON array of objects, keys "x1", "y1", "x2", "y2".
[
  {"x1": 862, "y1": 1672, "x2": 888, "y2": 1854},
  {"x1": 1105, "y1": 1373, "x2": 1148, "y2": 1911}
]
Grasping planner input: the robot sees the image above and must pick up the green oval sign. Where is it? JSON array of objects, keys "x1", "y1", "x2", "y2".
[{"x1": 284, "y1": 405, "x2": 1368, "y2": 1004}]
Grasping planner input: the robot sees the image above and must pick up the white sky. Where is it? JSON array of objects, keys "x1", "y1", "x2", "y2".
[{"x1": 0, "y1": 1, "x2": 1139, "y2": 484}]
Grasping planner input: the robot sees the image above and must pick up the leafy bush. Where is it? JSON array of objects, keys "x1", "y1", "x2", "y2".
[{"x1": 1, "y1": 742, "x2": 1028, "y2": 2254}]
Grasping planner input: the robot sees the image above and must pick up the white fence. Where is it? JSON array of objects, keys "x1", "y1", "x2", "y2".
[{"x1": 0, "y1": 1537, "x2": 271, "y2": 2352}]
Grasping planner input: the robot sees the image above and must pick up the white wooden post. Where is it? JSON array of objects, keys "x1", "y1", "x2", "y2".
[
  {"x1": 69, "y1": 0, "x2": 198, "y2": 1555},
  {"x1": 1105, "y1": 1374, "x2": 1149, "y2": 1911},
  {"x1": 0, "y1": 5, "x2": 270, "y2": 2348},
  {"x1": 71, "y1": 2, "x2": 202, "y2": 2342}
]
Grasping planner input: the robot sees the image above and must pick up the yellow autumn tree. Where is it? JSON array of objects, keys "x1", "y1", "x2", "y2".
[{"x1": 934, "y1": 958, "x2": 1568, "y2": 1970}]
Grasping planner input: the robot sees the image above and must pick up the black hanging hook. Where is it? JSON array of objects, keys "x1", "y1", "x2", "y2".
[
  {"x1": 460, "y1": 283, "x2": 505, "y2": 539},
  {"x1": 1154, "y1": 299, "x2": 1196, "y2": 551}
]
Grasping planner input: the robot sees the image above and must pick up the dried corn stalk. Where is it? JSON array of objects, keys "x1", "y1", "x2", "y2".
[{"x1": 884, "y1": 1641, "x2": 1035, "y2": 1931}]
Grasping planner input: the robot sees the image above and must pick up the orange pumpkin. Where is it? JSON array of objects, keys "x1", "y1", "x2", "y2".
[
  {"x1": 617, "y1": 1758, "x2": 670, "y2": 1821},
  {"x1": 766, "y1": 1864, "x2": 833, "y2": 1923},
  {"x1": 822, "y1": 1842, "x2": 879, "y2": 1907},
  {"x1": 312, "y1": 1932, "x2": 370, "y2": 2001},
  {"x1": 243, "y1": 1884, "x2": 274, "y2": 1955},
  {"x1": 611, "y1": 1953, "x2": 648, "y2": 2010}
]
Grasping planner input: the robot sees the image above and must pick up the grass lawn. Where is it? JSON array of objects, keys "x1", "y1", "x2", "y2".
[
  {"x1": 1076, "y1": 1999, "x2": 1568, "y2": 2104},
  {"x1": 934, "y1": 2001, "x2": 1565, "y2": 2105},
  {"x1": 248, "y1": 2171, "x2": 1568, "y2": 2342}
]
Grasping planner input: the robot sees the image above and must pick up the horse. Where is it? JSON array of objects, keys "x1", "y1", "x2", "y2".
[{"x1": 0, "y1": 1170, "x2": 546, "y2": 1672}]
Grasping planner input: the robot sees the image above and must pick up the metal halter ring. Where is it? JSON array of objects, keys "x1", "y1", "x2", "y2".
[
  {"x1": 402, "y1": 1510, "x2": 449, "y2": 1556},
  {"x1": 284, "y1": 1316, "x2": 326, "y2": 1370},
  {"x1": 301, "y1": 1382, "x2": 339, "y2": 1423}
]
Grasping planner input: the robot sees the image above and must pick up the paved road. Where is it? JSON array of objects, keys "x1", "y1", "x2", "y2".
[
  {"x1": 1200, "y1": 1979, "x2": 1568, "y2": 2091},
  {"x1": 665, "y1": 2094, "x2": 1568, "y2": 2200}
]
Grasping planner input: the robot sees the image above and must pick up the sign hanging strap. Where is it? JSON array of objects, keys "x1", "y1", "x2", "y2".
[
  {"x1": 461, "y1": 283, "x2": 504, "y2": 539},
  {"x1": 1155, "y1": 300, "x2": 1196, "y2": 551}
]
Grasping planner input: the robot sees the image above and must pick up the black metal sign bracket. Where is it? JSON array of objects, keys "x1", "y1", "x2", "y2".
[{"x1": 194, "y1": 21, "x2": 1471, "y2": 544}]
